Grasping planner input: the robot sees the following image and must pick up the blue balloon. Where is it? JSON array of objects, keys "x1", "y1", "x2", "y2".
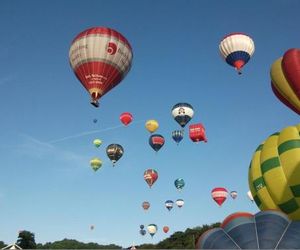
[
  {"x1": 174, "y1": 178, "x2": 185, "y2": 191},
  {"x1": 172, "y1": 130, "x2": 184, "y2": 144},
  {"x1": 149, "y1": 134, "x2": 165, "y2": 152}
]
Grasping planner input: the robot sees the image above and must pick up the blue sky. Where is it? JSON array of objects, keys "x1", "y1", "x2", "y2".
[{"x1": 0, "y1": 0, "x2": 300, "y2": 248}]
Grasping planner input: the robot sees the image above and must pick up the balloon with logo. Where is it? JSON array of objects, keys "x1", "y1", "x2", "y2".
[
  {"x1": 248, "y1": 124, "x2": 300, "y2": 220},
  {"x1": 90, "y1": 157, "x2": 102, "y2": 172},
  {"x1": 165, "y1": 200, "x2": 174, "y2": 211},
  {"x1": 172, "y1": 103, "x2": 194, "y2": 128},
  {"x1": 106, "y1": 144, "x2": 124, "y2": 166},
  {"x1": 93, "y1": 139, "x2": 102, "y2": 148},
  {"x1": 176, "y1": 199, "x2": 184, "y2": 208},
  {"x1": 172, "y1": 130, "x2": 184, "y2": 145},
  {"x1": 149, "y1": 134, "x2": 165, "y2": 152},
  {"x1": 144, "y1": 169, "x2": 158, "y2": 188},
  {"x1": 270, "y1": 49, "x2": 300, "y2": 115},
  {"x1": 189, "y1": 123, "x2": 207, "y2": 143},
  {"x1": 163, "y1": 226, "x2": 169, "y2": 234},
  {"x1": 120, "y1": 112, "x2": 133, "y2": 126},
  {"x1": 174, "y1": 178, "x2": 185, "y2": 191},
  {"x1": 142, "y1": 201, "x2": 150, "y2": 211},
  {"x1": 219, "y1": 33, "x2": 255, "y2": 74},
  {"x1": 211, "y1": 187, "x2": 228, "y2": 207},
  {"x1": 147, "y1": 224, "x2": 157, "y2": 238},
  {"x1": 69, "y1": 27, "x2": 133, "y2": 107},
  {"x1": 145, "y1": 120, "x2": 159, "y2": 133},
  {"x1": 230, "y1": 191, "x2": 238, "y2": 199}
]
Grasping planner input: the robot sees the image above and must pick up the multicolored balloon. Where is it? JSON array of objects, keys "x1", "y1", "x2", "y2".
[
  {"x1": 174, "y1": 178, "x2": 185, "y2": 191},
  {"x1": 93, "y1": 139, "x2": 102, "y2": 148},
  {"x1": 171, "y1": 103, "x2": 194, "y2": 128},
  {"x1": 90, "y1": 157, "x2": 102, "y2": 172},
  {"x1": 147, "y1": 224, "x2": 157, "y2": 237},
  {"x1": 163, "y1": 226, "x2": 169, "y2": 233},
  {"x1": 142, "y1": 201, "x2": 150, "y2": 211},
  {"x1": 120, "y1": 112, "x2": 133, "y2": 126},
  {"x1": 69, "y1": 27, "x2": 133, "y2": 107},
  {"x1": 145, "y1": 120, "x2": 159, "y2": 133},
  {"x1": 271, "y1": 49, "x2": 300, "y2": 115},
  {"x1": 175, "y1": 199, "x2": 184, "y2": 208},
  {"x1": 230, "y1": 191, "x2": 238, "y2": 199},
  {"x1": 219, "y1": 33, "x2": 255, "y2": 74},
  {"x1": 189, "y1": 123, "x2": 207, "y2": 143},
  {"x1": 211, "y1": 187, "x2": 228, "y2": 206},
  {"x1": 172, "y1": 130, "x2": 184, "y2": 145},
  {"x1": 106, "y1": 144, "x2": 124, "y2": 166},
  {"x1": 248, "y1": 124, "x2": 300, "y2": 220},
  {"x1": 165, "y1": 200, "x2": 174, "y2": 211},
  {"x1": 196, "y1": 210, "x2": 300, "y2": 249},
  {"x1": 144, "y1": 169, "x2": 158, "y2": 188},
  {"x1": 149, "y1": 134, "x2": 165, "y2": 152}
]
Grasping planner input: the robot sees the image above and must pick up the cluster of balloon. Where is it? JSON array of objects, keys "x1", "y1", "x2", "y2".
[
  {"x1": 219, "y1": 33, "x2": 255, "y2": 75},
  {"x1": 144, "y1": 169, "x2": 158, "y2": 188},
  {"x1": 147, "y1": 224, "x2": 158, "y2": 238},
  {"x1": 149, "y1": 134, "x2": 165, "y2": 153},
  {"x1": 174, "y1": 178, "x2": 185, "y2": 191},
  {"x1": 211, "y1": 187, "x2": 228, "y2": 207},
  {"x1": 90, "y1": 157, "x2": 102, "y2": 172},
  {"x1": 196, "y1": 210, "x2": 300, "y2": 249},
  {"x1": 248, "y1": 124, "x2": 300, "y2": 220},
  {"x1": 69, "y1": 27, "x2": 133, "y2": 107},
  {"x1": 106, "y1": 144, "x2": 124, "y2": 166},
  {"x1": 139, "y1": 225, "x2": 146, "y2": 236},
  {"x1": 142, "y1": 201, "x2": 150, "y2": 211},
  {"x1": 270, "y1": 48, "x2": 300, "y2": 115},
  {"x1": 120, "y1": 112, "x2": 133, "y2": 126}
]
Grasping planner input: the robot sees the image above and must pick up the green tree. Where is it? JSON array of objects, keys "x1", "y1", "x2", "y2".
[
  {"x1": 17, "y1": 230, "x2": 36, "y2": 249},
  {"x1": 0, "y1": 241, "x2": 6, "y2": 249}
]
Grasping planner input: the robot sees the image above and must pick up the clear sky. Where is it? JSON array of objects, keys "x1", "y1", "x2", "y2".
[{"x1": 0, "y1": 0, "x2": 299, "y2": 248}]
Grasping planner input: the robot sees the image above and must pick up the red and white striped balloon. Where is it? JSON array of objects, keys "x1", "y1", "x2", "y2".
[{"x1": 211, "y1": 187, "x2": 228, "y2": 206}]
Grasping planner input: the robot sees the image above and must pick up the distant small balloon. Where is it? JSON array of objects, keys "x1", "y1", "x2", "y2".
[
  {"x1": 93, "y1": 139, "x2": 102, "y2": 148},
  {"x1": 93, "y1": 119, "x2": 98, "y2": 123},
  {"x1": 90, "y1": 157, "x2": 102, "y2": 172}
]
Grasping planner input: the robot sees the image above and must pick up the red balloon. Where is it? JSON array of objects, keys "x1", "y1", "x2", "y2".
[
  {"x1": 163, "y1": 226, "x2": 169, "y2": 233},
  {"x1": 120, "y1": 112, "x2": 133, "y2": 126},
  {"x1": 142, "y1": 201, "x2": 150, "y2": 210},
  {"x1": 189, "y1": 123, "x2": 207, "y2": 143},
  {"x1": 143, "y1": 169, "x2": 158, "y2": 188},
  {"x1": 69, "y1": 27, "x2": 133, "y2": 107},
  {"x1": 211, "y1": 187, "x2": 228, "y2": 206}
]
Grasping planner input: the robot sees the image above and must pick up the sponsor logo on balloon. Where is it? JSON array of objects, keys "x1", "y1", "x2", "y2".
[{"x1": 107, "y1": 42, "x2": 117, "y2": 55}]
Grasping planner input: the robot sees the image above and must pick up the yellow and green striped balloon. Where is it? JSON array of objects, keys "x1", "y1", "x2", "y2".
[{"x1": 248, "y1": 124, "x2": 300, "y2": 220}]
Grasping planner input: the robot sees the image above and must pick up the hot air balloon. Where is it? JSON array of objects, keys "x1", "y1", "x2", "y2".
[
  {"x1": 189, "y1": 123, "x2": 207, "y2": 143},
  {"x1": 144, "y1": 169, "x2": 158, "y2": 188},
  {"x1": 93, "y1": 118, "x2": 98, "y2": 123},
  {"x1": 172, "y1": 130, "x2": 184, "y2": 145},
  {"x1": 93, "y1": 139, "x2": 102, "y2": 148},
  {"x1": 163, "y1": 226, "x2": 169, "y2": 233},
  {"x1": 140, "y1": 225, "x2": 144, "y2": 229},
  {"x1": 149, "y1": 134, "x2": 165, "y2": 152},
  {"x1": 175, "y1": 199, "x2": 184, "y2": 208},
  {"x1": 69, "y1": 27, "x2": 133, "y2": 107},
  {"x1": 165, "y1": 200, "x2": 174, "y2": 211},
  {"x1": 270, "y1": 49, "x2": 300, "y2": 115},
  {"x1": 139, "y1": 229, "x2": 146, "y2": 236},
  {"x1": 171, "y1": 103, "x2": 194, "y2": 128},
  {"x1": 247, "y1": 190, "x2": 254, "y2": 202},
  {"x1": 147, "y1": 224, "x2": 157, "y2": 238},
  {"x1": 145, "y1": 120, "x2": 159, "y2": 133},
  {"x1": 230, "y1": 191, "x2": 238, "y2": 199},
  {"x1": 142, "y1": 201, "x2": 150, "y2": 211},
  {"x1": 248, "y1": 124, "x2": 300, "y2": 220},
  {"x1": 90, "y1": 157, "x2": 102, "y2": 171},
  {"x1": 174, "y1": 178, "x2": 185, "y2": 191},
  {"x1": 196, "y1": 210, "x2": 300, "y2": 249},
  {"x1": 211, "y1": 187, "x2": 228, "y2": 207},
  {"x1": 219, "y1": 33, "x2": 255, "y2": 74},
  {"x1": 120, "y1": 112, "x2": 133, "y2": 126},
  {"x1": 90, "y1": 225, "x2": 94, "y2": 230},
  {"x1": 106, "y1": 144, "x2": 124, "y2": 166}
]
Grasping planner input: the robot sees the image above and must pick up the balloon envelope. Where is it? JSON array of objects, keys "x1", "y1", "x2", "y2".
[
  {"x1": 149, "y1": 134, "x2": 165, "y2": 152},
  {"x1": 147, "y1": 224, "x2": 157, "y2": 237},
  {"x1": 142, "y1": 201, "x2": 150, "y2": 210},
  {"x1": 165, "y1": 200, "x2": 174, "y2": 211},
  {"x1": 163, "y1": 226, "x2": 169, "y2": 233},
  {"x1": 144, "y1": 169, "x2": 158, "y2": 188},
  {"x1": 106, "y1": 144, "x2": 124, "y2": 166},
  {"x1": 93, "y1": 139, "x2": 102, "y2": 148},
  {"x1": 196, "y1": 210, "x2": 300, "y2": 249},
  {"x1": 176, "y1": 199, "x2": 184, "y2": 208},
  {"x1": 69, "y1": 27, "x2": 133, "y2": 107},
  {"x1": 139, "y1": 229, "x2": 146, "y2": 236},
  {"x1": 171, "y1": 103, "x2": 194, "y2": 128},
  {"x1": 189, "y1": 123, "x2": 207, "y2": 143},
  {"x1": 211, "y1": 187, "x2": 228, "y2": 206},
  {"x1": 174, "y1": 178, "x2": 185, "y2": 191},
  {"x1": 219, "y1": 33, "x2": 255, "y2": 74},
  {"x1": 90, "y1": 157, "x2": 102, "y2": 171},
  {"x1": 145, "y1": 120, "x2": 159, "y2": 133},
  {"x1": 230, "y1": 191, "x2": 238, "y2": 199},
  {"x1": 172, "y1": 130, "x2": 184, "y2": 144},
  {"x1": 120, "y1": 112, "x2": 133, "y2": 126}
]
